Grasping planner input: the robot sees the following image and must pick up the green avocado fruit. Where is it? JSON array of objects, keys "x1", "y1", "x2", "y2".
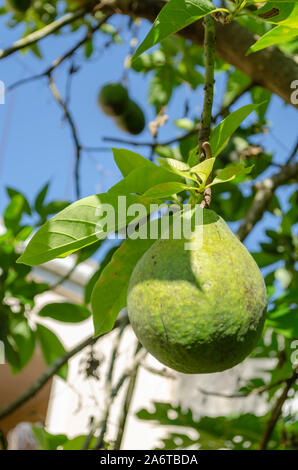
[
  {"x1": 98, "y1": 83, "x2": 129, "y2": 117},
  {"x1": 115, "y1": 99, "x2": 145, "y2": 135},
  {"x1": 6, "y1": 0, "x2": 31, "y2": 13},
  {"x1": 127, "y1": 209, "x2": 267, "y2": 374}
]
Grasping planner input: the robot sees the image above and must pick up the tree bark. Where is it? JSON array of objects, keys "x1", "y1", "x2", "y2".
[{"x1": 102, "y1": 0, "x2": 298, "y2": 108}]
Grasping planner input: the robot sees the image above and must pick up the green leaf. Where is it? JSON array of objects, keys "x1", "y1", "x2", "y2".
[
  {"x1": 4, "y1": 194, "x2": 28, "y2": 232},
  {"x1": 84, "y1": 245, "x2": 120, "y2": 305},
  {"x1": 10, "y1": 319, "x2": 36, "y2": 372},
  {"x1": 91, "y1": 238, "x2": 154, "y2": 336},
  {"x1": 252, "y1": 251, "x2": 281, "y2": 268},
  {"x1": 109, "y1": 164, "x2": 183, "y2": 196},
  {"x1": 256, "y1": 2, "x2": 298, "y2": 29},
  {"x1": 207, "y1": 163, "x2": 251, "y2": 187},
  {"x1": 62, "y1": 435, "x2": 97, "y2": 450},
  {"x1": 187, "y1": 146, "x2": 199, "y2": 167},
  {"x1": 250, "y1": 87, "x2": 272, "y2": 124},
  {"x1": 157, "y1": 157, "x2": 197, "y2": 182},
  {"x1": 223, "y1": 69, "x2": 251, "y2": 108},
  {"x1": 144, "y1": 182, "x2": 192, "y2": 199},
  {"x1": 267, "y1": 312, "x2": 298, "y2": 339},
  {"x1": 32, "y1": 426, "x2": 67, "y2": 450},
  {"x1": 91, "y1": 217, "x2": 171, "y2": 336},
  {"x1": 38, "y1": 303, "x2": 91, "y2": 323},
  {"x1": 247, "y1": 25, "x2": 298, "y2": 54},
  {"x1": 36, "y1": 324, "x2": 68, "y2": 380},
  {"x1": 210, "y1": 104, "x2": 261, "y2": 158},
  {"x1": 6, "y1": 187, "x2": 31, "y2": 215},
  {"x1": 41, "y1": 200, "x2": 70, "y2": 217},
  {"x1": 133, "y1": 0, "x2": 216, "y2": 60},
  {"x1": 17, "y1": 193, "x2": 154, "y2": 266},
  {"x1": 149, "y1": 66, "x2": 178, "y2": 110},
  {"x1": 190, "y1": 158, "x2": 216, "y2": 185},
  {"x1": 112, "y1": 148, "x2": 154, "y2": 177},
  {"x1": 35, "y1": 182, "x2": 49, "y2": 214},
  {"x1": 84, "y1": 38, "x2": 93, "y2": 58}
]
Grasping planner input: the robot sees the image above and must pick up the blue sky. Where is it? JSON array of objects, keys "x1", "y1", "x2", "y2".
[{"x1": 0, "y1": 6, "x2": 297, "y2": 260}]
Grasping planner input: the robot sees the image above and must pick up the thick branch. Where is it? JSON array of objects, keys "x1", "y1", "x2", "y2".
[
  {"x1": 99, "y1": 0, "x2": 298, "y2": 108},
  {"x1": 0, "y1": 316, "x2": 125, "y2": 422},
  {"x1": 0, "y1": 8, "x2": 88, "y2": 60},
  {"x1": 237, "y1": 162, "x2": 298, "y2": 241}
]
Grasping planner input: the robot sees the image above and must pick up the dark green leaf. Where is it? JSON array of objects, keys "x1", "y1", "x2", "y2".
[
  {"x1": 36, "y1": 324, "x2": 68, "y2": 380},
  {"x1": 38, "y1": 303, "x2": 91, "y2": 323}
]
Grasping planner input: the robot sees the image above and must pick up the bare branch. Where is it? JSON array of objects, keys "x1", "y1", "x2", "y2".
[
  {"x1": 93, "y1": 347, "x2": 147, "y2": 450},
  {"x1": 0, "y1": 315, "x2": 127, "y2": 422},
  {"x1": 259, "y1": 367, "x2": 298, "y2": 450},
  {"x1": 0, "y1": 8, "x2": 89, "y2": 60},
  {"x1": 48, "y1": 76, "x2": 82, "y2": 199},
  {"x1": 114, "y1": 342, "x2": 142, "y2": 450},
  {"x1": 7, "y1": 15, "x2": 112, "y2": 93},
  {"x1": 237, "y1": 161, "x2": 298, "y2": 241}
]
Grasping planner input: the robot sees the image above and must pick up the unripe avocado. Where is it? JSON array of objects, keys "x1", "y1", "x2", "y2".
[
  {"x1": 98, "y1": 83, "x2": 129, "y2": 117},
  {"x1": 5, "y1": 0, "x2": 31, "y2": 13},
  {"x1": 127, "y1": 209, "x2": 267, "y2": 374},
  {"x1": 115, "y1": 99, "x2": 145, "y2": 135}
]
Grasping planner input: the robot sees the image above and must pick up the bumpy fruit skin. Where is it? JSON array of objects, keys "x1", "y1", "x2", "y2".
[
  {"x1": 127, "y1": 210, "x2": 267, "y2": 374},
  {"x1": 115, "y1": 99, "x2": 145, "y2": 135},
  {"x1": 6, "y1": 0, "x2": 31, "y2": 13},
  {"x1": 98, "y1": 83, "x2": 129, "y2": 117}
]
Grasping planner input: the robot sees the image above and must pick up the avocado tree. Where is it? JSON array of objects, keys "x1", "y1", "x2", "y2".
[{"x1": 0, "y1": 0, "x2": 297, "y2": 450}]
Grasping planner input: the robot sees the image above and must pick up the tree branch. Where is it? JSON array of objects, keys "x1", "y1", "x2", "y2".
[
  {"x1": 97, "y1": 0, "x2": 298, "y2": 108},
  {"x1": 259, "y1": 367, "x2": 298, "y2": 450},
  {"x1": 48, "y1": 76, "x2": 82, "y2": 199},
  {"x1": 93, "y1": 347, "x2": 146, "y2": 450},
  {"x1": 0, "y1": 316, "x2": 126, "y2": 422},
  {"x1": 237, "y1": 161, "x2": 298, "y2": 241},
  {"x1": 114, "y1": 342, "x2": 142, "y2": 450},
  {"x1": 7, "y1": 15, "x2": 112, "y2": 92},
  {"x1": 0, "y1": 8, "x2": 89, "y2": 60}
]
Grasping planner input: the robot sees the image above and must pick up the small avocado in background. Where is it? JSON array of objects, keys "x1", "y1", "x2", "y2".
[
  {"x1": 6, "y1": 0, "x2": 31, "y2": 13},
  {"x1": 115, "y1": 99, "x2": 145, "y2": 135},
  {"x1": 98, "y1": 83, "x2": 129, "y2": 117}
]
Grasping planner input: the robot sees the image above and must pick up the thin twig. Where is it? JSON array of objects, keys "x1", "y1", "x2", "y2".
[
  {"x1": 93, "y1": 322, "x2": 127, "y2": 450},
  {"x1": 198, "y1": 374, "x2": 298, "y2": 399},
  {"x1": 0, "y1": 8, "x2": 89, "y2": 60},
  {"x1": 0, "y1": 315, "x2": 126, "y2": 422},
  {"x1": 259, "y1": 368, "x2": 298, "y2": 450},
  {"x1": 48, "y1": 76, "x2": 82, "y2": 199},
  {"x1": 114, "y1": 342, "x2": 142, "y2": 450},
  {"x1": 93, "y1": 348, "x2": 147, "y2": 450},
  {"x1": 237, "y1": 161, "x2": 298, "y2": 241},
  {"x1": 7, "y1": 15, "x2": 112, "y2": 92}
]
